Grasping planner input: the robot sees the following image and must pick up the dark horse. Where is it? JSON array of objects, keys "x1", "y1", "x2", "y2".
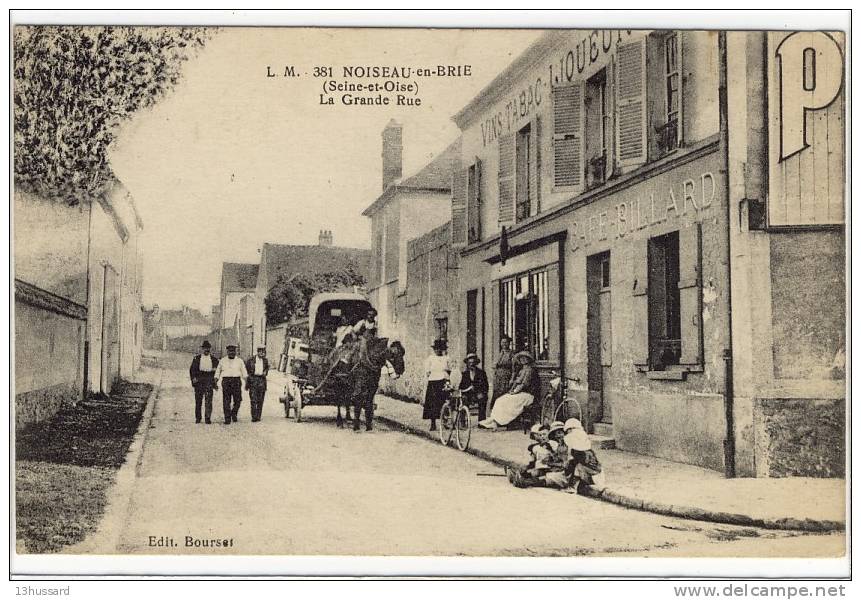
[{"x1": 338, "y1": 336, "x2": 405, "y2": 430}]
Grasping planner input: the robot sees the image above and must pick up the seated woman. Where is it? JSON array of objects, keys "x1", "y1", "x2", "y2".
[{"x1": 478, "y1": 351, "x2": 540, "y2": 430}]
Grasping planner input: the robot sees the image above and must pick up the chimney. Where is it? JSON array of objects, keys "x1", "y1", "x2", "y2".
[
  {"x1": 381, "y1": 119, "x2": 403, "y2": 191},
  {"x1": 319, "y1": 229, "x2": 333, "y2": 246}
]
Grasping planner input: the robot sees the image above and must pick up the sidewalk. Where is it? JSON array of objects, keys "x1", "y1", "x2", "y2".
[{"x1": 374, "y1": 394, "x2": 846, "y2": 533}]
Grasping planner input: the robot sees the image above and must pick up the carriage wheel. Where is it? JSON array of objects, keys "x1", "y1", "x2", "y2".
[
  {"x1": 438, "y1": 403, "x2": 454, "y2": 446},
  {"x1": 454, "y1": 405, "x2": 471, "y2": 451},
  {"x1": 282, "y1": 386, "x2": 292, "y2": 418},
  {"x1": 294, "y1": 390, "x2": 304, "y2": 423}
]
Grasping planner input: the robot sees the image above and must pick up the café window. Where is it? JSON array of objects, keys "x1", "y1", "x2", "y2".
[
  {"x1": 515, "y1": 123, "x2": 533, "y2": 221},
  {"x1": 585, "y1": 68, "x2": 612, "y2": 188},
  {"x1": 499, "y1": 265, "x2": 559, "y2": 362},
  {"x1": 660, "y1": 32, "x2": 681, "y2": 152},
  {"x1": 648, "y1": 231, "x2": 681, "y2": 368},
  {"x1": 466, "y1": 289, "x2": 478, "y2": 354},
  {"x1": 633, "y1": 225, "x2": 702, "y2": 373}
]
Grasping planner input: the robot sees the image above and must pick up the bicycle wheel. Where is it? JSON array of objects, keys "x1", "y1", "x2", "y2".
[
  {"x1": 454, "y1": 405, "x2": 471, "y2": 450},
  {"x1": 439, "y1": 403, "x2": 455, "y2": 445}
]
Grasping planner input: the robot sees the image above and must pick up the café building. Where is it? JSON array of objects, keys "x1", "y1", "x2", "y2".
[{"x1": 449, "y1": 30, "x2": 845, "y2": 476}]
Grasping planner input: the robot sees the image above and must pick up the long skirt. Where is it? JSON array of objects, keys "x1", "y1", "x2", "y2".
[
  {"x1": 490, "y1": 368, "x2": 512, "y2": 408},
  {"x1": 484, "y1": 392, "x2": 534, "y2": 426},
  {"x1": 422, "y1": 379, "x2": 448, "y2": 420}
]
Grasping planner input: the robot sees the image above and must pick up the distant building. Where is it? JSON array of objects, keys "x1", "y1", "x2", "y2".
[
  {"x1": 144, "y1": 305, "x2": 212, "y2": 351},
  {"x1": 362, "y1": 119, "x2": 460, "y2": 340},
  {"x1": 217, "y1": 262, "x2": 259, "y2": 355},
  {"x1": 252, "y1": 233, "x2": 371, "y2": 354}
]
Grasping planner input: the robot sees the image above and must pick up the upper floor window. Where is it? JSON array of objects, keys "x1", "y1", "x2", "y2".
[
  {"x1": 585, "y1": 68, "x2": 612, "y2": 189},
  {"x1": 515, "y1": 122, "x2": 534, "y2": 221},
  {"x1": 660, "y1": 32, "x2": 681, "y2": 153}
]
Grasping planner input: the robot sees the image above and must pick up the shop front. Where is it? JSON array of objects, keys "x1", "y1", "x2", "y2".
[{"x1": 461, "y1": 141, "x2": 732, "y2": 471}]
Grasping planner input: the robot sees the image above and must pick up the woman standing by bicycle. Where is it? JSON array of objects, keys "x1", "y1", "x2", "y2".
[{"x1": 422, "y1": 338, "x2": 451, "y2": 432}]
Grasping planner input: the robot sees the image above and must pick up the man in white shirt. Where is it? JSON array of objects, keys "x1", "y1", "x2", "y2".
[
  {"x1": 214, "y1": 344, "x2": 248, "y2": 424},
  {"x1": 189, "y1": 341, "x2": 219, "y2": 424},
  {"x1": 244, "y1": 347, "x2": 270, "y2": 422},
  {"x1": 352, "y1": 308, "x2": 378, "y2": 338}
]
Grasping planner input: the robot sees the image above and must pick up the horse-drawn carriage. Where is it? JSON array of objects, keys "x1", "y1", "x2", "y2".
[{"x1": 279, "y1": 292, "x2": 405, "y2": 425}]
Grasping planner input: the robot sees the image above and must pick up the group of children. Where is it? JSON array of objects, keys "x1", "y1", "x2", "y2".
[{"x1": 507, "y1": 418, "x2": 606, "y2": 494}]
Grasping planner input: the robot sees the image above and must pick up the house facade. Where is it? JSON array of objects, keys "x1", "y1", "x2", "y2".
[
  {"x1": 15, "y1": 177, "x2": 145, "y2": 427},
  {"x1": 363, "y1": 119, "x2": 459, "y2": 342},
  {"x1": 449, "y1": 30, "x2": 845, "y2": 477},
  {"x1": 217, "y1": 262, "x2": 258, "y2": 355}
]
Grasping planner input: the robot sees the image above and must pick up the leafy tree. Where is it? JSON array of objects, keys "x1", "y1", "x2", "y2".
[
  {"x1": 265, "y1": 261, "x2": 367, "y2": 325},
  {"x1": 13, "y1": 26, "x2": 213, "y2": 204}
]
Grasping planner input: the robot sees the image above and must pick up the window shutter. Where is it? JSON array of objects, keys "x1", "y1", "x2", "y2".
[
  {"x1": 616, "y1": 37, "x2": 648, "y2": 168},
  {"x1": 451, "y1": 167, "x2": 469, "y2": 247},
  {"x1": 471, "y1": 157, "x2": 483, "y2": 241},
  {"x1": 530, "y1": 115, "x2": 542, "y2": 210},
  {"x1": 678, "y1": 223, "x2": 703, "y2": 365},
  {"x1": 631, "y1": 237, "x2": 649, "y2": 366},
  {"x1": 552, "y1": 83, "x2": 584, "y2": 188},
  {"x1": 498, "y1": 132, "x2": 516, "y2": 224}
]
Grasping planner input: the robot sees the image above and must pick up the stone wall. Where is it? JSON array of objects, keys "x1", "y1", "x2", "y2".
[
  {"x1": 755, "y1": 398, "x2": 846, "y2": 478},
  {"x1": 379, "y1": 222, "x2": 461, "y2": 400},
  {"x1": 15, "y1": 296, "x2": 84, "y2": 429}
]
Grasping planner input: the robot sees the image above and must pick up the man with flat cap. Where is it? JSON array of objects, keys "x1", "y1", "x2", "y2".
[
  {"x1": 189, "y1": 340, "x2": 219, "y2": 424},
  {"x1": 214, "y1": 344, "x2": 247, "y2": 424},
  {"x1": 245, "y1": 346, "x2": 270, "y2": 422}
]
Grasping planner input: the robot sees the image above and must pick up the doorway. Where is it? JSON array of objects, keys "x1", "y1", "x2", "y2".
[{"x1": 587, "y1": 251, "x2": 612, "y2": 426}]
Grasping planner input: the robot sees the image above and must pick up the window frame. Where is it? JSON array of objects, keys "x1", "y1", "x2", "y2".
[
  {"x1": 498, "y1": 265, "x2": 559, "y2": 364},
  {"x1": 647, "y1": 230, "x2": 682, "y2": 370}
]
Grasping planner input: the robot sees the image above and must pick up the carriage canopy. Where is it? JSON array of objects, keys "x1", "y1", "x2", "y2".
[{"x1": 307, "y1": 292, "x2": 373, "y2": 339}]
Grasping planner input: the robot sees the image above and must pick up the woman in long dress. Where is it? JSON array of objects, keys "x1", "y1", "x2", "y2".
[
  {"x1": 479, "y1": 351, "x2": 540, "y2": 429},
  {"x1": 422, "y1": 338, "x2": 451, "y2": 431},
  {"x1": 490, "y1": 335, "x2": 514, "y2": 413}
]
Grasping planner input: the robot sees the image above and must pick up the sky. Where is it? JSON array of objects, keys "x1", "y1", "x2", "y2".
[{"x1": 109, "y1": 28, "x2": 540, "y2": 313}]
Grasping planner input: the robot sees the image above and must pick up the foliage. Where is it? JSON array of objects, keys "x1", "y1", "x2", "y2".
[
  {"x1": 13, "y1": 26, "x2": 213, "y2": 204},
  {"x1": 265, "y1": 261, "x2": 367, "y2": 325}
]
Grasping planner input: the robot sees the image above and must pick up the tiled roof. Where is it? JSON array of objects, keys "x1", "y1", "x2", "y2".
[
  {"x1": 221, "y1": 262, "x2": 259, "y2": 293},
  {"x1": 159, "y1": 308, "x2": 211, "y2": 327},
  {"x1": 362, "y1": 139, "x2": 460, "y2": 216},
  {"x1": 260, "y1": 244, "x2": 371, "y2": 284}
]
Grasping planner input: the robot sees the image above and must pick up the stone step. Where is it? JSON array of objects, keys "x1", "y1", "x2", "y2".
[
  {"x1": 592, "y1": 422, "x2": 614, "y2": 437},
  {"x1": 590, "y1": 434, "x2": 616, "y2": 450}
]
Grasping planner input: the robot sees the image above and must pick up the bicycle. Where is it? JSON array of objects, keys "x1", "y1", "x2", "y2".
[
  {"x1": 439, "y1": 387, "x2": 471, "y2": 450},
  {"x1": 539, "y1": 373, "x2": 584, "y2": 427}
]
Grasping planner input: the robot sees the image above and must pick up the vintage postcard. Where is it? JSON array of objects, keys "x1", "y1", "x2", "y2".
[{"x1": 10, "y1": 12, "x2": 849, "y2": 579}]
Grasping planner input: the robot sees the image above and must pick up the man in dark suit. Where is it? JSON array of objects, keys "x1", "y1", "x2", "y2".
[
  {"x1": 459, "y1": 352, "x2": 490, "y2": 421},
  {"x1": 189, "y1": 341, "x2": 219, "y2": 424},
  {"x1": 245, "y1": 346, "x2": 270, "y2": 422}
]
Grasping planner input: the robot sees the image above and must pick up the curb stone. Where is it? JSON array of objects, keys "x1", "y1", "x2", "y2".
[
  {"x1": 376, "y1": 411, "x2": 845, "y2": 534},
  {"x1": 63, "y1": 368, "x2": 164, "y2": 554}
]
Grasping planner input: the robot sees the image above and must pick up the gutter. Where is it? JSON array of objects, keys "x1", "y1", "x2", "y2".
[{"x1": 718, "y1": 32, "x2": 736, "y2": 478}]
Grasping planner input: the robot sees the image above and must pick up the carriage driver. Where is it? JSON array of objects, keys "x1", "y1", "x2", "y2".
[{"x1": 352, "y1": 307, "x2": 378, "y2": 338}]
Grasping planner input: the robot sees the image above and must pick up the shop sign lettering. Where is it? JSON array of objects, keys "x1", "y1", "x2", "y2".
[{"x1": 571, "y1": 172, "x2": 716, "y2": 250}]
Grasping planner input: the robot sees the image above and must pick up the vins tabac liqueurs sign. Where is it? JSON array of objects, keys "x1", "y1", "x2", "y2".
[{"x1": 769, "y1": 31, "x2": 845, "y2": 226}]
